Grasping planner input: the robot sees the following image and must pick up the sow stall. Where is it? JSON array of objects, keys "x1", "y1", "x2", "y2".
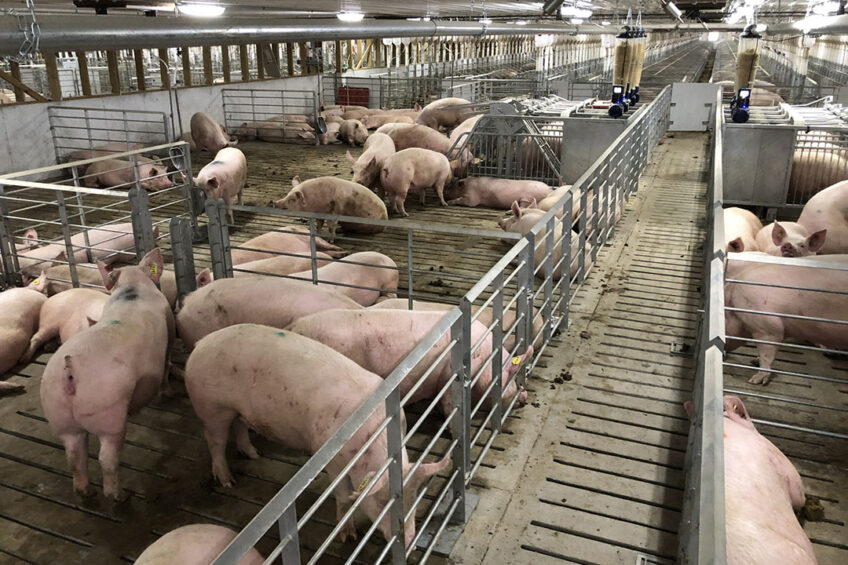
[{"x1": 682, "y1": 89, "x2": 848, "y2": 564}]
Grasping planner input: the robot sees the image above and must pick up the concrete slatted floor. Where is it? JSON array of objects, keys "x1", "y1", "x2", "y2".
[{"x1": 451, "y1": 132, "x2": 708, "y2": 565}]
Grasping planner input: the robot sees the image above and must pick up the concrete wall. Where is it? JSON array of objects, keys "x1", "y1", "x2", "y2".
[{"x1": 0, "y1": 74, "x2": 319, "y2": 176}]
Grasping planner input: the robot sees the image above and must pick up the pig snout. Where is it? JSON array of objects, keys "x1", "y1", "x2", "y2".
[{"x1": 780, "y1": 243, "x2": 798, "y2": 257}]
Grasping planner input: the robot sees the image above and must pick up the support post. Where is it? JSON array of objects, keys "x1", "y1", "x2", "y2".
[
  {"x1": 221, "y1": 45, "x2": 231, "y2": 83},
  {"x1": 287, "y1": 43, "x2": 295, "y2": 75},
  {"x1": 202, "y1": 45, "x2": 213, "y2": 85},
  {"x1": 43, "y1": 51, "x2": 63, "y2": 101},
  {"x1": 74, "y1": 53, "x2": 92, "y2": 97},
  {"x1": 239, "y1": 44, "x2": 250, "y2": 81},
  {"x1": 256, "y1": 43, "x2": 265, "y2": 79},
  {"x1": 134, "y1": 49, "x2": 146, "y2": 90},
  {"x1": 181, "y1": 47, "x2": 192, "y2": 87},
  {"x1": 157, "y1": 47, "x2": 169, "y2": 89}
]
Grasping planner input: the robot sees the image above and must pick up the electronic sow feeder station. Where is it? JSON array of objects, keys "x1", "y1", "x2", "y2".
[{"x1": 1, "y1": 2, "x2": 848, "y2": 565}]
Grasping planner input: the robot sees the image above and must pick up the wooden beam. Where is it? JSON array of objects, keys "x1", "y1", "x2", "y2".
[
  {"x1": 256, "y1": 43, "x2": 265, "y2": 80},
  {"x1": 221, "y1": 45, "x2": 231, "y2": 83},
  {"x1": 181, "y1": 47, "x2": 192, "y2": 87},
  {"x1": 299, "y1": 42, "x2": 309, "y2": 75},
  {"x1": 75, "y1": 51, "x2": 91, "y2": 96},
  {"x1": 271, "y1": 43, "x2": 280, "y2": 76},
  {"x1": 105, "y1": 51, "x2": 120, "y2": 94},
  {"x1": 348, "y1": 40, "x2": 355, "y2": 70},
  {"x1": 0, "y1": 68, "x2": 47, "y2": 101},
  {"x1": 202, "y1": 46, "x2": 213, "y2": 85},
  {"x1": 9, "y1": 61, "x2": 25, "y2": 101},
  {"x1": 286, "y1": 43, "x2": 295, "y2": 75},
  {"x1": 134, "y1": 49, "x2": 146, "y2": 91},
  {"x1": 43, "y1": 51, "x2": 63, "y2": 101},
  {"x1": 157, "y1": 47, "x2": 170, "y2": 89},
  {"x1": 375, "y1": 39, "x2": 382, "y2": 67},
  {"x1": 239, "y1": 44, "x2": 250, "y2": 81},
  {"x1": 334, "y1": 40, "x2": 342, "y2": 72}
]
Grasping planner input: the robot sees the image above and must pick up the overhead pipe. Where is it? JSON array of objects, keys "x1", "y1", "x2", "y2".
[
  {"x1": 766, "y1": 14, "x2": 848, "y2": 35},
  {"x1": 0, "y1": 14, "x2": 748, "y2": 57}
]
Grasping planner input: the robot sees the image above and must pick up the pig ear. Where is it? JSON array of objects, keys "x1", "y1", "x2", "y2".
[
  {"x1": 295, "y1": 190, "x2": 305, "y2": 204},
  {"x1": 345, "y1": 150, "x2": 356, "y2": 164},
  {"x1": 139, "y1": 248, "x2": 164, "y2": 284},
  {"x1": 511, "y1": 201, "x2": 522, "y2": 218},
  {"x1": 807, "y1": 229, "x2": 827, "y2": 253},
  {"x1": 347, "y1": 470, "x2": 388, "y2": 503},
  {"x1": 683, "y1": 401, "x2": 695, "y2": 420},
  {"x1": 728, "y1": 236, "x2": 744, "y2": 253},
  {"x1": 22, "y1": 228, "x2": 38, "y2": 248},
  {"x1": 771, "y1": 222, "x2": 786, "y2": 246},
  {"x1": 723, "y1": 396, "x2": 751, "y2": 420},
  {"x1": 149, "y1": 167, "x2": 160, "y2": 178},
  {"x1": 414, "y1": 103, "x2": 421, "y2": 111},
  {"x1": 30, "y1": 269, "x2": 48, "y2": 292},
  {"x1": 529, "y1": 198, "x2": 538, "y2": 209},
  {"x1": 509, "y1": 346, "x2": 534, "y2": 375},
  {"x1": 86, "y1": 316, "x2": 98, "y2": 327},
  {"x1": 196, "y1": 268, "x2": 213, "y2": 287},
  {"x1": 292, "y1": 176, "x2": 301, "y2": 187},
  {"x1": 98, "y1": 261, "x2": 118, "y2": 291},
  {"x1": 208, "y1": 176, "x2": 219, "y2": 189}
]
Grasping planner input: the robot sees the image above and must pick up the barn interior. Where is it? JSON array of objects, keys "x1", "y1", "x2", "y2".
[{"x1": 0, "y1": 1, "x2": 847, "y2": 565}]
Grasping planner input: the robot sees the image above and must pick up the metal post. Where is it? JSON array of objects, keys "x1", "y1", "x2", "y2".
[
  {"x1": 308, "y1": 219, "x2": 319, "y2": 284},
  {"x1": 407, "y1": 230, "x2": 414, "y2": 309},
  {"x1": 0, "y1": 185, "x2": 19, "y2": 286},
  {"x1": 312, "y1": 91, "x2": 320, "y2": 146},
  {"x1": 542, "y1": 217, "x2": 555, "y2": 344},
  {"x1": 169, "y1": 217, "x2": 197, "y2": 307},
  {"x1": 448, "y1": 313, "x2": 467, "y2": 523},
  {"x1": 491, "y1": 270, "x2": 504, "y2": 431},
  {"x1": 459, "y1": 297, "x2": 473, "y2": 475},
  {"x1": 578, "y1": 188, "x2": 588, "y2": 284},
  {"x1": 385, "y1": 387, "x2": 407, "y2": 565},
  {"x1": 69, "y1": 166, "x2": 93, "y2": 263},
  {"x1": 561, "y1": 202, "x2": 573, "y2": 324},
  {"x1": 516, "y1": 244, "x2": 533, "y2": 392},
  {"x1": 55, "y1": 191, "x2": 80, "y2": 288},
  {"x1": 277, "y1": 504, "x2": 302, "y2": 564},
  {"x1": 205, "y1": 198, "x2": 229, "y2": 280},
  {"x1": 128, "y1": 187, "x2": 156, "y2": 260}
]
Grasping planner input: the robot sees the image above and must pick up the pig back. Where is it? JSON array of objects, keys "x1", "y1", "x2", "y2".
[
  {"x1": 0, "y1": 288, "x2": 47, "y2": 372},
  {"x1": 186, "y1": 323, "x2": 386, "y2": 453},
  {"x1": 135, "y1": 524, "x2": 264, "y2": 565}
]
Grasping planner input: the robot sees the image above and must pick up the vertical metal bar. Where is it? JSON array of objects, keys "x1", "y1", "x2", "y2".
[
  {"x1": 448, "y1": 312, "x2": 467, "y2": 523},
  {"x1": 205, "y1": 199, "x2": 227, "y2": 280},
  {"x1": 218, "y1": 200, "x2": 233, "y2": 278},
  {"x1": 312, "y1": 92, "x2": 320, "y2": 146},
  {"x1": 459, "y1": 297, "x2": 473, "y2": 476},
  {"x1": 0, "y1": 185, "x2": 19, "y2": 286},
  {"x1": 55, "y1": 191, "x2": 80, "y2": 288},
  {"x1": 169, "y1": 218, "x2": 197, "y2": 308},
  {"x1": 562, "y1": 202, "x2": 573, "y2": 324},
  {"x1": 578, "y1": 188, "x2": 588, "y2": 284},
  {"x1": 385, "y1": 387, "x2": 407, "y2": 565},
  {"x1": 542, "y1": 217, "x2": 555, "y2": 345},
  {"x1": 308, "y1": 218, "x2": 319, "y2": 285},
  {"x1": 516, "y1": 244, "x2": 533, "y2": 392},
  {"x1": 491, "y1": 270, "x2": 504, "y2": 431},
  {"x1": 407, "y1": 230, "x2": 414, "y2": 310},
  {"x1": 277, "y1": 504, "x2": 302, "y2": 564},
  {"x1": 47, "y1": 108, "x2": 62, "y2": 165},
  {"x1": 128, "y1": 187, "x2": 156, "y2": 260}
]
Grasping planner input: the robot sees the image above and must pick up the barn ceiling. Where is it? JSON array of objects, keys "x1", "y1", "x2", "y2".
[{"x1": 0, "y1": 0, "x2": 818, "y2": 24}]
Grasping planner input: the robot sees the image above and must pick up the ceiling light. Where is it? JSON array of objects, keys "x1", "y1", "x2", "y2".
[
  {"x1": 755, "y1": 23, "x2": 767, "y2": 32},
  {"x1": 515, "y1": 20, "x2": 528, "y2": 25},
  {"x1": 337, "y1": 11, "x2": 365, "y2": 22},
  {"x1": 570, "y1": 18, "x2": 584, "y2": 25},
  {"x1": 601, "y1": 20, "x2": 611, "y2": 26},
  {"x1": 812, "y1": 1, "x2": 839, "y2": 15},
  {"x1": 177, "y1": 2, "x2": 225, "y2": 16},
  {"x1": 406, "y1": 16, "x2": 432, "y2": 21},
  {"x1": 480, "y1": 17, "x2": 493, "y2": 24},
  {"x1": 708, "y1": 31, "x2": 720, "y2": 41},
  {"x1": 561, "y1": 6, "x2": 593, "y2": 19}
]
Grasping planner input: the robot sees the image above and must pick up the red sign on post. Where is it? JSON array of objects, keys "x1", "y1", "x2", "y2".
[{"x1": 337, "y1": 86, "x2": 370, "y2": 107}]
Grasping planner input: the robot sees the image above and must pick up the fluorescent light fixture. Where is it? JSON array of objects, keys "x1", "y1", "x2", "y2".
[
  {"x1": 708, "y1": 31, "x2": 720, "y2": 41},
  {"x1": 407, "y1": 16, "x2": 432, "y2": 21},
  {"x1": 601, "y1": 20, "x2": 611, "y2": 26},
  {"x1": 755, "y1": 23, "x2": 767, "y2": 32},
  {"x1": 570, "y1": 18, "x2": 584, "y2": 25},
  {"x1": 479, "y1": 17, "x2": 493, "y2": 24},
  {"x1": 561, "y1": 6, "x2": 593, "y2": 19},
  {"x1": 812, "y1": 1, "x2": 839, "y2": 15},
  {"x1": 515, "y1": 20, "x2": 528, "y2": 25},
  {"x1": 337, "y1": 10, "x2": 365, "y2": 22},
  {"x1": 177, "y1": 2, "x2": 225, "y2": 16}
]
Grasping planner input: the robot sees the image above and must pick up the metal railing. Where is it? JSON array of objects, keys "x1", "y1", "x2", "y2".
[
  {"x1": 323, "y1": 74, "x2": 443, "y2": 109},
  {"x1": 222, "y1": 88, "x2": 321, "y2": 145},
  {"x1": 441, "y1": 77, "x2": 549, "y2": 103},
  {"x1": 0, "y1": 142, "x2": 200, "y2": 299},
  {"x1": 47, "y1": 106, "x2": 172, "y2": 166}
]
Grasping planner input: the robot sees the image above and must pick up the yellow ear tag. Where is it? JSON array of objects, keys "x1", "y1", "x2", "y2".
[
  {"x1": 512, "y1": 357, "x2": 521, "y2": 366},
  {"x1": 358, "y1": 476, "x2": 370, "y2": 492},
  {"x1": 149, "y1": 264, "x2": 158, "y2": 276},
  {"x1": 32, "y1": 278, "x2": 40, "y2": 286},
  {"x1": 732, "y1": 404, "x2": 737, "y2": 411}
]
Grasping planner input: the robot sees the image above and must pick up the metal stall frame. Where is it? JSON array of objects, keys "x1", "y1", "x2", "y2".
[
  {"x1": 47, "y1": 106, "x2": 172, "y2": 166},
  {"x1": 0, "y1": 142, "x2": 199, "y2": 294},
  {"x1": 441, "y1": 77, "x2": 549, "y2": 103},
  {"x1": 678, "y1": 87, "x2": 727, "y2": 565},
  {"x1": 222, "y1": 88, "x2": 321, "y2": 146}
]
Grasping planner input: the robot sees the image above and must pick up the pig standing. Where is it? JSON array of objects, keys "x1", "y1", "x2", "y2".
[
  {"x1": 40, "y1": 249, "x2": 174, "y2": 499},
  {"x1": 447, "y1": 177, "x2": 553, "y2": 209},
  {"x1": 0, "y1": 288, "x2": 46, "y2": 375},
  {"x1": 194, "y1": 147, "x2": 247, "y2": 224},
  {"x1": 449, "y1": 115, "x2": 483, "y2": 147},
  {"x1": 23, "y1": 288, "x2": 109, "y2": 362},
  {"x1": 190, "y1": 112, "x2": 237, "y2": 153},
  {"x1": 754, "y1": 222, "x2": 827, "y2": 257},
  {"x1": 416, "y1": 97, "x2": 473, "y2": 131},
  {"x1": 233, "y1": 252, "x2": 333, "y2": 278},
  {"x1": 724, "y1": 207, "x2": 763, "y2": 253},
  {"x1": 361, "y1": 113, "x2": 414, "y2": 130},
  {"x1": 382, "y1": 123, "x2": 452, "y2": 153},
  {"x1": 381, "y1": 148, "x2": 452, "y2": 217},
  {"x1": 288, "y1": 251, "x2": 398, "y2": 306},
  {"x1": 83, "y1": 158, "x2": 174, "y2": 191},
  {"x1": 135, "y1": 524, "x2": 263, "y2": 565},
  {"x1": 288, "y1": 309, "x2": 531, "y2": 412},
  {"x1": 175, "y1": 276, "x2": 363, "y2": 348},
  {"x1": 230, "y1": 227, "x2": 345, "y2": 265},
  {"x1": 346, "y1": 132, "x2": 396, "y2": 189},
  {"x1": 498, "y1": 202, "x2": 591, "y2": 280},
  {"x1": 790, "y1": 133, "x2": 848, "y2": 200},
  {"x1": 271, "y1": 177, "x2": 387, "y2": 241},
  {"x1": 339, "y1": 119, "x2": 369, "y2": 146},
  {"x1": 684, "y1": 397, "x2": 817, "y2": 565},
  {"x1": 797, "y1": 180, "x2": 848, "y2": 254},
  {"x1": 185, "y1": 323, "x2": 449, "y2": 546},
  {"x1": 725, "y1": 253, "x2": 848, "y2": 384}
]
